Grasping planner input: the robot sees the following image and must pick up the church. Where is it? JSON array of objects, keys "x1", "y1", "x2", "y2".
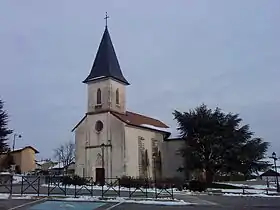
[{"x1": 72, "y1": 23, "x2": 184, "y2": 182}]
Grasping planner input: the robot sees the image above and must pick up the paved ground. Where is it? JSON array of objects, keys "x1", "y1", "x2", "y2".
[
  {"x1": 0, "y1": 199, "x2": 42, "y2": 210},
  {"x1": 1, "y1": 181, "x2": 280, "y2": 209},
  {"x1": 0, "y1": 194, "x2": 279, "y2": 210},
  {"x1": 198, "y1": 194, "x2": 280, "y2": 208}
]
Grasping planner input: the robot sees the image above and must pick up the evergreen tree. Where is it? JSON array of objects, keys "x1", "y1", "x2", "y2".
[
  {"x1": 173, "y1": 104, "x2": 269, "y2": 183},
  {"x1": 0, "y1": 99, "x2": 12, "y2": 153}
]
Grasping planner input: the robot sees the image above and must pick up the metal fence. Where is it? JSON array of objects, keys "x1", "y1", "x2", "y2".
[
  {"x1": 0, "y1": 175, "x2": 174, "y2": 199},
  {"x1": 208, "y1": 186, "x2": 279, "y2": 196}
]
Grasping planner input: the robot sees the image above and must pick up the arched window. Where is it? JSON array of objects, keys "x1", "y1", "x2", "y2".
[
  {"x1": 97, "y1": 88, "x2": 102, "y2": 104},
  {"x1": 116, "y1": 89, "x2": 120, "y2": 105}
]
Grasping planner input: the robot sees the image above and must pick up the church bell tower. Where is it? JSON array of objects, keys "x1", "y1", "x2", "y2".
[{"x1": 83, "y1": 21, "x2": 130, "y2": 114}]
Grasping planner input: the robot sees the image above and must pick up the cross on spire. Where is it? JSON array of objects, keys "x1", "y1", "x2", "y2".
[{"x1": 104, "y1": 12, "x2": 109, "y2": 27}]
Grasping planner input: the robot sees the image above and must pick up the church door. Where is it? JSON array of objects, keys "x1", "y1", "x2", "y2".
[{"x1": 95, "y1": 168, "x2": 105, "y2": 185}]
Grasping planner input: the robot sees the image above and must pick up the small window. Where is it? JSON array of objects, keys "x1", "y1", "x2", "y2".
[
  {"x1": 97, "y1": 88, "x2": 102, "y2": 104},
  {"x1": 116, "y1": 89, "x2": 120, "y2": 105},
  {"x1": 95, "y1": 120, "x2": 104, "y2": 132}
]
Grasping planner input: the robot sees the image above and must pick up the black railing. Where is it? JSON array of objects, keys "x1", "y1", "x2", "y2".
[
  {"x1": 0, "y1": 175, "x2": 175, "y2": 199},
  {"x1": 101, "y1": 178, "x2": 120, "y2": 197},
  {"x1": 128, "y1": 178, "x2": 149, "y2": 198},
  {"x1": 154, "y1": 180, "x2": 174, "y2": 199},
  {"x1": 20, "y1": 176, "x2": 41, "y2": 196},
  {"x1": 0, "y1": 176, "x2": 12, "y2": 194},
  {"x1": 47, "y1": 175, "x2": 67, "y2": 196},
  {"x1": 74, "y1": 177, "x2": 94, "y2": 197}
]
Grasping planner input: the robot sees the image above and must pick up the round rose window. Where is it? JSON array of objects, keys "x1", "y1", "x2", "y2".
[{"x1": 95, "y1": 120, "x2": 104, "y2": 132}]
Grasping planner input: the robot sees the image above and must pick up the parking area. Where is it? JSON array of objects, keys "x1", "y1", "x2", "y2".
[
  {"x1": 0, "y1": 199, "x2": 45, "y2": 210},
  {"x1": 1, "y1": 195, "x2": 280, "y2": 210},
  {"x1": 0, "y1": 199, "x2": 199, "y2": 210}
]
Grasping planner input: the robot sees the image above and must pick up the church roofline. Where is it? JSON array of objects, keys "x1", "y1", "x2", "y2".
[
  {"x1": 71, "y1": 110, "x2": 171, "y2": 137},
  {"x1": 125, "y1": 123, "x2": 171, "y2": 138},
  {"x1": 111, "y1": 111, "x2": 171, "y2": 137},
  {"x1": 164, "y1": 137, "x2": 183, "y2": 141},
  {"x1": 83, "y1": 76, "x2": 130, "y2": 86},
  {"x1": 71, "y1": 115, "x2": 87, "y2": 132}
]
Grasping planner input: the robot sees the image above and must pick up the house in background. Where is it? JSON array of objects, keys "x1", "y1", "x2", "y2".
[
  {"x1": 254, "y1": 157, "x2": 280, "y2": 182},
  {"x1": 161, "y1": 137, "x2": 185, "y2": 179},
  {"x1": 260, "y1": 158, "x2": 280, "y2": 172},
  {"x1": 35, "y1": 159, "x2": 56, "y2": 174},
  {"x1": 260, "y1": 169, "x2": 280, "y2": 183},
  {"x1": 48, "y1": 162, "x2": 75, "y2": 176},
  {"x1": 0, "y1": 146, "x2": 39, "y2": 174}
]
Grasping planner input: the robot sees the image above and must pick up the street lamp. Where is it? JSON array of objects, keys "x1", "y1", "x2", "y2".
[
  {"x1": 100, "y1": 143, "x2": 105, "y2": 169},
  {"x1": 12, "y1": 133, "x2": 22, "y2": 151},
  {"x1": 270, "y1": 152, "x2": 280, "y2": 192},
  {"x1": 100, "y1": 143, "x2": 106, "y2": 186}
]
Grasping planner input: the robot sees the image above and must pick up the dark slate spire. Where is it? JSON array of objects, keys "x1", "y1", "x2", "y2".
[{"x1": 83, "y1": 26, "x2": 130, "y2": 85}]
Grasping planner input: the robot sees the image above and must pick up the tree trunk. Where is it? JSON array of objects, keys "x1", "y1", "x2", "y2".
[{"x1": 206, "y1": 170, "x2": 214, "y2": 184}]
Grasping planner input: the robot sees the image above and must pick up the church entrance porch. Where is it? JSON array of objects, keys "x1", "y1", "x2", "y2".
[
  {"x1": 95, "y1": 167, "x2": 105, "y2": 185},
  {"x1": 85, "y1": 142, "x2": 112, "y2": 180}
]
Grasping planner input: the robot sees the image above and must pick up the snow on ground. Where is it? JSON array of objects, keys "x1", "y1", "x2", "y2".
[
  {"x1": 247, "y1": 179, "x2": 257, "y2": 182},
  {"x1": 62, "y1": 196, "x2": 194, "y2": 205},
  {"x1": 0, "y1": 173, "x2": 23, "y2": 184},
  {"x1": 222, "y1": 193, "x2": 280, "y2": 198},
  {"x1": 209, "y1": 188, "x2": 269, "y2": 194},
  {"x1": 42, "y1": 182, "x2": 278, "y2": 197},
  {"x1": 249, "y1": 184, "x2": 276, "y2": 190},
  {"x1": 12, "y1": 175, "x2": 22, "y2": 184},
  {"x1": 0, "y1": 194, "x2": 9, "y2": 199},
  {"x1": 0, "y1": 172, "x2": 11, "y2": 175},
  {"x1": 209, "y1": 181, "x2": 277, "y2": 195},
  {"x1": 216, "y1": 182, "x2": 276, "y2": 190},
  {"x1": 0, "y1": 194, "x2": 33, "y2": 200}
]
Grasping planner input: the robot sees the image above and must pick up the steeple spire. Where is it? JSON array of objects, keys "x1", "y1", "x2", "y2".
[{"x1": 83, "y1": 16, "x2": 130, "y2": 85}]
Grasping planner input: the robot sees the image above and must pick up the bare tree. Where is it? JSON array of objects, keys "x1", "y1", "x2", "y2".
[{"x1": 54, "y1": 141, "x2": 75, "y2": 171}]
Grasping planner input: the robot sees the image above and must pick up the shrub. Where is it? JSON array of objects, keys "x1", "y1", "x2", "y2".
[
  {"x1": 188, "y1": 180, "x2": 207, "y2": 192},
  {"x1": 155, "y1": 177, "x2": 188, "y2": 191},
  {"x1": 119, "y1": 176, "x2": 151, "y2": 189},
  {"x1": 61, "y1": 175, "x2": 89, "y2": 186},
  {"x1": 61, "y1": 176, "x2": 73, "y2": 185},
  {"x1": 15, "y1": 165, "x2": 21, "y2": 174},
  {"x1": 72, "y1": 175, "x2": 88, "y2": 186},
  {"x1": 119, "y1": 176, "x2": 186, "y2": 190}
]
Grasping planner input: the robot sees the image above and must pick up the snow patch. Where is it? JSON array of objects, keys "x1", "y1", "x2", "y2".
[
  {"x1": 0, "y1": 172, "x2": 12, "y2": 175},
  {"x1": 62, "y1": 196, "x2": 194, "y2": 205},
  {"x1": 140, "y1": 124, "x2": 171, "y2": 133},
  {"x1": 0, "y1": 194, "x2": 194, "y2": 205},
  {"x1": 208, "y1": 187, "x2": 277, "y2": 194},
  {"x1": 36, "y1": 160, "x2": 49, "y2": 166},
  {"x1": 223, "y1": 193, "x2": 280, "y2": 198},
  {"x1": 216, "y1": 182, "x2": 276, "y2": 190},
  {"x1": 49, "y1": 162, "x2": 64, "y2": 169},
  {"x1": 13, "y1": 175, "x2": 23, "y2": 184},
  {"x1": 246, "y1": 179, "x2": 257, "y2": 182},
  {"x1": 0, "y1": 194, "x2": 33, "y2": 200}
]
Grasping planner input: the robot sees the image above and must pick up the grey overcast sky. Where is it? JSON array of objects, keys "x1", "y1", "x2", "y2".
[{"x1": 0, "y1": 0, "x2": 279, "y2": 159}]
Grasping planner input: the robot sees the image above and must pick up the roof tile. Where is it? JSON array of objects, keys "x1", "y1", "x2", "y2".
[{"x1": 112, "y1": 111, "x2": 170, "y2": 133}]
